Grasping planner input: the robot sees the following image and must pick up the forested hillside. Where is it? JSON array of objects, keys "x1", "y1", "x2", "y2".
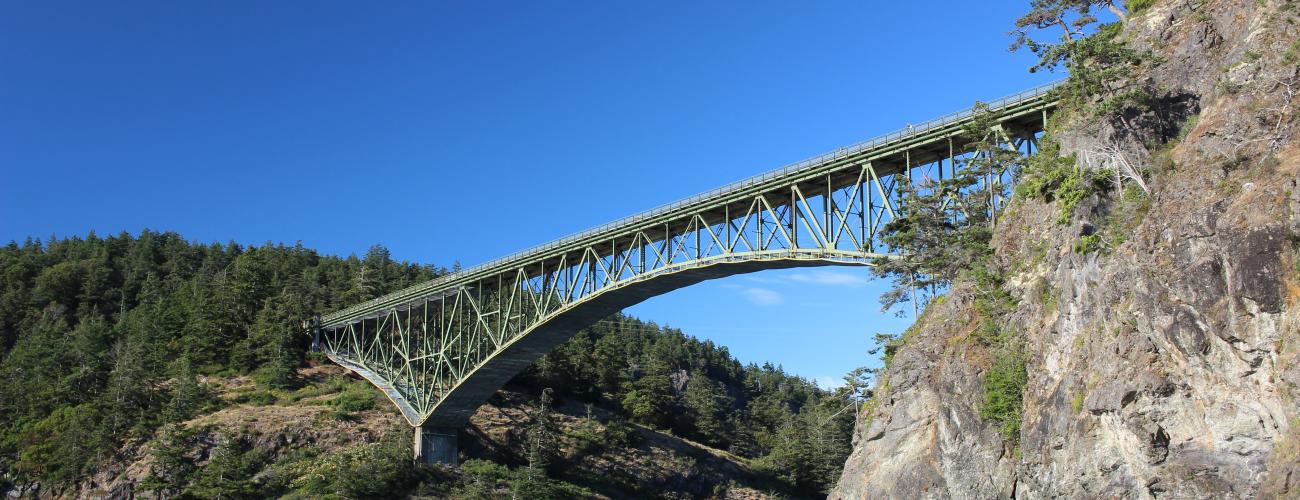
[{"x1": 0, "y1": 231, "x2": 862, "y2": 498}]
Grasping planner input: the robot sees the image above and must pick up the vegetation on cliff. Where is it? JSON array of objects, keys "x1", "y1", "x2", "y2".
[
  {"x1": 837, "y1": 0, "x2": 1300, "y2": 496},
  {"x1": 865, "y1": 0, "x2": 1168, "y2": 450}
]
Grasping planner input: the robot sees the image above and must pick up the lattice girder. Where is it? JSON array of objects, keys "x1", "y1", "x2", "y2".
[{"x1": 314, "y1": 83, "x2": 1058, "y2": 427}]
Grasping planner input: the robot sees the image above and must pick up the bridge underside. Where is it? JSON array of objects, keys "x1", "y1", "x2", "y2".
[
  {"x1": 421, "y1": 253, "x2": 867, "y2": 427},
  {"x1": 319, "y1": 251, "x2": 875, "y2": 428},
  {"x1": 312, "y1": 83, "x2": 1057, "y2": 463}
]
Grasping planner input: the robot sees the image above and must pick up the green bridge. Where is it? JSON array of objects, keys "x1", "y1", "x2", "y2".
[{"x1": 310, "y1": 82, "x2": 1059, "y2": 464}]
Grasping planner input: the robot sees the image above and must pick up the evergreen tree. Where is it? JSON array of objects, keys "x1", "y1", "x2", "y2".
[
  {"x1": 0, "y1": 231, "x2": 852, "y2": 494},
  {"x1": 683, "y1": 377, "x2": 732, "y2": 446},
  {"x1": 139, "y1": 424, "x2": 198, "y2": 499},
  {"x1": 344, "y1": 245, "x2": 393, "y2": 303},
  {"x1": 1010, "y1": 0, "x2": 1151, "y2": 107},
  {"x1": 621, "y1": 359, "x2": 675, "y2": 429},
  {"x1": 245, "y1": 290, "x2": 307, "y2": 388},
  {"x1": 185, "y1": 432, "x2": 266, "y2": 500},
  {"x1": 102, "y1": 333, "x2": 158, "y2": 436},
  {"x1": 11, "y1": 404, "x2": 104, "y2": 487},
  {"x1": 870, "y1": 104, "x2": 1020, "y2": 312},
  {"x1": 525, "y1": 388, "x2": 558, "y2": 484},
  {"x1": 162, "y1": 355, "x2": 210, "y2": 423},
  {"x1": 65, "y1": 314, "x2": 111, "y2": 398}
]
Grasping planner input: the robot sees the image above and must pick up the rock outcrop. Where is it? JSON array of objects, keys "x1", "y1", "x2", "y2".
[{"x1": 834, "y1": 0, "x2": 1299, "y2": 497}]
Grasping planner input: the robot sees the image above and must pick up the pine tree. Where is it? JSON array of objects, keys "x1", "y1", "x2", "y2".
[
  {"x1": 525, "y1": 388, "x2": 558, "y2": 484},
  {"x1": 870, "y1": 103, "x2": 1020, "y2": 313},
  {"x1": 66, "y1": 314, "x2": 111, "y2": 397},
  {"x1": 246, "y1": 290, "x2": 306, "y2": 389},
  {"x1": 621, "y1": 359, "x2": 675, "y2": 428},
  {"x1": 683, "y1": 377, "x2": 732, "y2": 445},
  {"x1": 163, "y1": 355, "x2": 209, "y2": 423},
  {"x1": 0, "y1": 231, "x2": 860, "y2": 492},
  {"x1": 185, "y1": 431, "x2": 266, "y2": 499},
  {"x1": 140, "y1": 424, "x2": 198, "y2": 498},
  {"x1": 344, "y1": 245, "x2": 393, "y2": 303},
  {"x1": 1010, "y1": 0, "x2": 1150, "y2": 107},
  {"x1": 103, "y1": 333, "x2": 158, "y2": 436}
]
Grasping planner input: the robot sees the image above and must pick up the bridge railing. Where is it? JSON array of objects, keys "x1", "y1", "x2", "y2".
[{"x1": 323, "y1": 80, "x2": 1061, "y2": 325}]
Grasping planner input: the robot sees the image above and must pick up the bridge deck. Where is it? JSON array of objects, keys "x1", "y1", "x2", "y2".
[{"x1": 321, "y1": 81, "x2": 1059, "y2": 328}]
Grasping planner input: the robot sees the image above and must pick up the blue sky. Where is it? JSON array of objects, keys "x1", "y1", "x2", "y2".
[{"x1": 0, "y1": 1, "x2": 1057, "y2": 386}]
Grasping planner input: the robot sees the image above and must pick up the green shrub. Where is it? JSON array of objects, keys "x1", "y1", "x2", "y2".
[
  {"x1": 328, "y1": 384, "x2": 377, "y2": 413},
  {"x1": 967, "y1": 264, "x2": 1018, "y2": 346},
  {"x1": 1073, "y1": 234, "x2": 1103, "y2": 254},
  {"x1": 1095, "y1": 87, "x2": 1155, "y2": 118},
  {"x1": 980, "y1": 347, "x2": 1028, "y2": 440},
  {"x1": 184, "y1": 431, "x2": 269, "y2": 499},
  {"x1": 872, "y1": 331, "x2": 908, "y2": 367},
  {"x1": 290, "y1": 430, "x2": 422, "y2": 498},
  {"x1": 570, "y1": 416, "x2": 641, "y2": 456},
  {"x1": 602, "y1": 418, "x2": 641, "y2": 449},
  {"x1": 257, "y1": 446, "x2": 323, "y2": 495},
  {"x1": 253, "y1": 363, "x2": 298, "y2": 390},
  {"x1": 961, "y1": 263, "x2": 1029, "y2": 444},
  {"x1": 1052, "y1": 168, "x2": 1102, "y2": 225},
  {"x1": 454, "y1": 459, "x2": 513, "y2": 498},
  {"x1": 1127, "y1": 0, "x2": 1156, "y2": 14},
  {"x1": 1016, "y1": 139, "x2": 1110, "y2": 226},
  {"x1": 1075, "y1": 181, "x2": 1151, "y2": 256},
  {"x1": 973, "y1": 319, "x2": 1004, "y2": 346},
  {"x1": 1015, "y1": 141, "x2": 1073, "y2": 198},
  {"x1": 231, "y1": 389, "x2": 279, "y2": 406},
  {"x1": 140, "y1": 424, "x2": 203, "y2": 497},
  {"x1": 452, "y1": 458, "x2": 596, "y2": 499},
  {"x1": 1284, "y1": 39, "x2": 1300, "y2": 66},
  {"x1": 1033, "y1": 278, "x2": 1057, "y2": 315},
  {"x1": 12, "y1": 404, "x2": 106, "y2": 487},
  {"x1": 289, "y1": 375, "x2": 350, "y2": 402},
  {"x1": 569, "y1": 420, "x2": 605, "y2": 455}
]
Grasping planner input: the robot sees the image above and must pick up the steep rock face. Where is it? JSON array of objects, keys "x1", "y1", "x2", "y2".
[
  {"x1": 834, "y1": 0, "x2": 1299, "y2": 498},
  {"x1": 831, "y1": 285, "x2": 1017, "y2": 499}
]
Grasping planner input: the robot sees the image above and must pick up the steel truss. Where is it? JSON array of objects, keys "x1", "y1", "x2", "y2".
[{"x1": 314, "y1": 82, "x2": 1059, "y2": 428}]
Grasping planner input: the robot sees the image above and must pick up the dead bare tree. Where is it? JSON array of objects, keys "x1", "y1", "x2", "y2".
[
  {"x1": 1259, "y1": 75, "x2": 1298, "y2": 158},
  {"x1": 1081, "y1": 141, "x2": 1151, "y2": 195}
]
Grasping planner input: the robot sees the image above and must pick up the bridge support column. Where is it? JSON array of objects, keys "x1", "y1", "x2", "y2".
[{"x1": 413, "y1": 425, "x2": 458, "y2": 465}]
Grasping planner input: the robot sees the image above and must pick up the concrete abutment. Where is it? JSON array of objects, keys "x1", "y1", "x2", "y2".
[{"x1": 413, "y1": 425, "x2": 458, "y2": 465}]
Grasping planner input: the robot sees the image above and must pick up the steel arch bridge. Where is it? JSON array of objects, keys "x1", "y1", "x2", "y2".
[{"x1": 311, "y1": 83, "x2": 1058, "y2": 463}]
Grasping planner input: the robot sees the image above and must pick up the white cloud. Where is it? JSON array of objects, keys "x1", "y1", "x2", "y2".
[
  {"x1": 815, "y1": 376, "x2": 844, "y2": 389},
  {"x1": 740, "y1": 287, "x2": 784, "y2": 306},
  {"x1": 786, "y1": 270, "x2": 869, "y2": 287},
  {"x1": 721, "y1": 270, "x2": 867, "y2": 305},
  {"x1": 719, "y1": 283, "x2": 785, "y2": 305}
]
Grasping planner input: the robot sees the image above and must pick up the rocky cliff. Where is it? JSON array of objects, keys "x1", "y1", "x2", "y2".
[{"x1": 833, "y1": 0, "x2": 1300, "y2": 498}]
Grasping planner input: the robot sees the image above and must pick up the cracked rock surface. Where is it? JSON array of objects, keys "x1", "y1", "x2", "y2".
[{"x1": 833, "y1": 0, "x2": 1299, "y2": 498}]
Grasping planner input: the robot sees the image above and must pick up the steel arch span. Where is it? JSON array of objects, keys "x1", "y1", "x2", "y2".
[{"x1": 311, "y1": 82, "x2": 1059, "y2": 462}]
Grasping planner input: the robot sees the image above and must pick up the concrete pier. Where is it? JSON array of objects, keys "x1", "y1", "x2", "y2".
[{"x1": 413, "y1": 425, "x2": 458, "y2": 465}]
